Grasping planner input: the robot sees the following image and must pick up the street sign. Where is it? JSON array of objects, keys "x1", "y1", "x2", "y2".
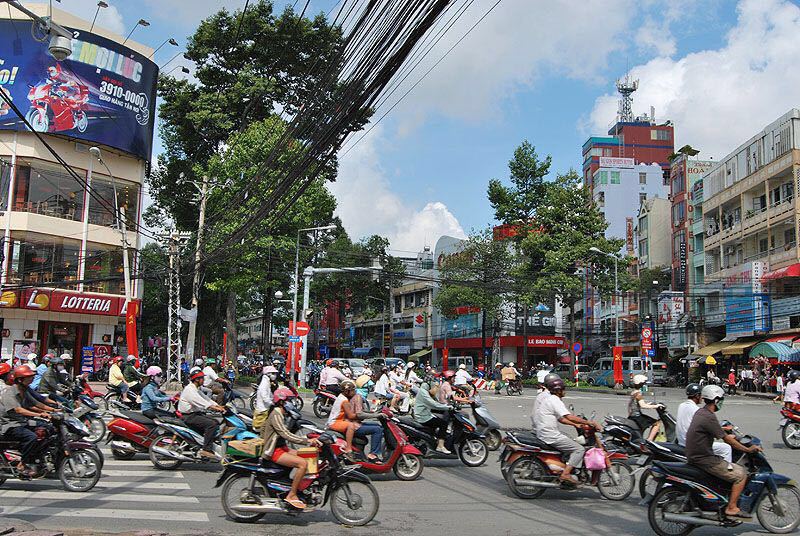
[
  {"x1": 641, "y1": 327, "x2": 652, "y2": 339},
  {"x1": 295, "y1": 321, "x2": 311, "y2": 337},
  {"x1": 572, "y1": 342, "x2": 583, "y2": 354},
  {"x1": 288, "y1": 336, "x2": 301, "y2": 343},
  {"x1": 647, "y1": 349, "x2": 655, "y2": 357}
]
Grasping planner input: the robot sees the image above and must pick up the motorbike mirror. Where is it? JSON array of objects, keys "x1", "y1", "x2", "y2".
[{"x1": 569, "y1": 404, "x2": 575, "y2": 412}]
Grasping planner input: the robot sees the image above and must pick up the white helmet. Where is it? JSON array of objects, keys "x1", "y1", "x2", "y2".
[
  {"x1": 701, "y1": 384, "x2": 725, "y2": 404},
  {"x1": 189, "y1": 366, "x2": 202, "y2": 375},
  {"x1": 507, "y1": 362, "x2": 514, "y2": 367},
  {"x1": 194, "y1": 358, "x2": 203, "y2": 367},
  {"x1": 61, "y1": 353, "x2": 73, "y2": 361},
  {"x1": 458, "y1": 363, "x2": 466, "y2": 370},
  {"x1": 632, "y1": 374, "x2": 648, "y2": 387},
  {"x1": 406, "y1": 362, "x2": 416, "y2": 369}
]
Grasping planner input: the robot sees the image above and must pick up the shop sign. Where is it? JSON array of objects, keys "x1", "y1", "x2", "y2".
[
  {"x1": 394, "y1": 345, "x2": 411, "y2": 355},
  {"x1": 21, "y1": 288, "x2": 123, "y2": 316},
  {"x1": 626, "y1": 218, "x2": 634, "y2": 253},
  {"x1": 0, "y1": 290, "x2": 19, "y2": 308},
  {"x1": 526, "y1": 336, "x2": 565, "y2": 348},
  {"x1": 599, "y1": 157, "x2": 635, "y2": 168},
  {"x1": 81, "y1": 347, "x2": 95, "y2": 374}
]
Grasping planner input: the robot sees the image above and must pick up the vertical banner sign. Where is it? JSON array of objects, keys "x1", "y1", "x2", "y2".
[
  {"x1": 626, "y1": 217, "x2": 634, "y2": 254},
  {"x1": 125, "y1": 300, "x2": 139, "y2": 363},
  {"x1": 613, "y1": 346, "x2": 624, "y2": 385},
  {"x1": 287, "y1": 322, "x2": 296, "y2": 374},
  {"x1": 81, "y1": 346, "x2": 94, "y2": 374}
]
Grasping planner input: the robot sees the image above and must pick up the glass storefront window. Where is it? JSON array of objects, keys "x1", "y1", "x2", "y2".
[
  {"x1": 0, "y1": 159, "x2": 11, "y2": 213},
  {"x1": 7, "y1": 231, "x2": 81, "y2": 289},
  {"x1": 84, "y1": 243, "x2": 134, "y2": 295},
  {"x1": 13, "y1": 162, "x2": 84, "y2": 221},
  {"x1": 88, "y1": 175, "x2": 139, "y2": 230}
]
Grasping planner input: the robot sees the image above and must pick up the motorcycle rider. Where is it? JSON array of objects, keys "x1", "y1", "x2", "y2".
[
  {"x1": 533, "y1": 377, "x2": 601, "y2": 488},
  {"x1": 108, "y1": 355, "x2": 130, "y2": 400},
  {"x1": 141, "y1": 366, "x2": 173, "y2": 420},
  {"x1": 0, "y1": 365, "x2": 50, "y2": 477},
  {"x1": 676, "y1": 383, "x2": 732, "y2": 462},
  {"x1": 318, "y1": 359, "x2": 347, "y2": 395},
  {"x1": 413, "y1": 380, "x2": 453, "y2": 454},
  {"x1": 782, "y1": 370, "x2": 800, "y2": 411},
  {"x1": 253, "y1": 365, "x2": 279, "y2": 430},
  {"x1": 628, "y1": 374, "x2": 663, "y2": 441},
  {"x1": 437, "y1": 370, "x2": 472, "y2": 404},
  {"x1": 492, "y1": 363, "x2": 503, "y2": 394},
  {"x1": 454, "y1": 363, "x2": 472, "y2": 387},
  {"x1": 177, "y1": 369, "x2": 226, "y2": 459},
  {"x1": 404, "y1": 362, "x2": 422, "y2": 385},
  {"x1": 123, "y1": 355, "x2": 144, "y2": 395},
  {"x1": 685, "y1": 385, "x2": 763, "y2": 519},
  {"x1": 37, "y1": 356, "x2": 70, "y2": 403},
  {"x1": 502, "y1": 362, "x2": 520, "y2": 393},
  {"x1": 202, "y1": 357, "x2": 229, "y2": 404},
  {"x1": 326, "y1": 380, "x2": 360, "y2": 455},
  {"x1": 30, "y1": 353, "x2": 48, "y2": 390},
  {"x1": 260, "y1": 387, "x2": 322, "y2": 510},
  {"x1": 531, "y1": 373, "x2": 560, "y2": 432}
]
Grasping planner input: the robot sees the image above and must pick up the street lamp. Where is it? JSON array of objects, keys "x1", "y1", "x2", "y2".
[
  {"x1": 149, "y1": 37, "x2": 179, "y2": 59},
  {"x1": 589, "y1": 247, "x2": 619, "y2": 347},
  {"x1": 123, "y1": 19, "x2": 150, "y2": 45},
  {"x1": 89, "y1": 1, "x2": 108, "y2": 33}
]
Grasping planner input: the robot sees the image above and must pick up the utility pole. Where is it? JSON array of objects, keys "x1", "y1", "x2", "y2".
[{"x1": 185, "y1": 174, "x2": 210, "y2": 361}]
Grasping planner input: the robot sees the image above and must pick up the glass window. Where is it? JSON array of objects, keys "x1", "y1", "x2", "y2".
[
  {"x1": 639, "y1": 193, "x2": 647, "y2": 205},
  {"x1": 672, "y1": 201, "x2": 686, "y2": 226},
  {"x1": 13, "y1": 162, "x2": 84, "y2": 222},
  {"x1": 640, "y1": 216, "x2": 648, "y2": 234},
  {"x1": 394, "y1": 296, "x2": 401, "y2": 313},
  {"x1": 404, "y1": 294, "x2": 414, "y2": 308},
  {"x1": 0, "y1": 159, "x2": 11, "y2": 212},
  {"x1": 672, "y1": 169, "x2": 685, "y2": 195},
  {"x1": 639, "y1": 172, "x2": 647, "y2": 184},
  {"x1": 651, "y1": 130, "x2": 671, "y2": 141},
  {"x1": 597, "y1": 171, "x2": 608, "y2": 185},
  {"x1": 88, "y1": 176, "x2": 139, "y2": 229},
  {"x1": 84, "y1": 243, "x2": 131, "y2": 295},
  {"x1": 7, "y1": 231, "x2": 80, "y2": 289},
  {"x1": 673, "y1": 230, "x2": 686, "y2": 256},
  {"x1": 610, "y1": 171, "x2": 620, "y2": 184},
  {"x1": 639, "y1": 239, "x2": 648, "y2": 257}
]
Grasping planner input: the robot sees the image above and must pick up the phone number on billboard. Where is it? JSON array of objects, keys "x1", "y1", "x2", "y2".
[{"x1": 98, "y1": 80, "x2": 147, "y2": 108}]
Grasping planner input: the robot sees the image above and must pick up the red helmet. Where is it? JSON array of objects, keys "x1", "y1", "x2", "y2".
[
  {"x1": 113, "y1": 355, "x2": 123, "y2": 363},
  {"x1": 189, "y1": 370, "x2": 205, "y2": 382},
  {"x1": 0, "y1": 363, "x2": 11, "y2": 377},
  {"x1": 325, "y1": 359, "x2": 334, "y2": 366},
  {"x1": 13, "y1": 365, "x2": 35, "y2": 380},
  {"x1": 443, "y1": 370, "x2": 456, "y2": 380},
  {"x1": 272, "y1": 387, "x2": 294, "y2": 404}
]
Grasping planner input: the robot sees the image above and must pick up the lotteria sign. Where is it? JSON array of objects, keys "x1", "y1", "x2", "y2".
[{"x1": 18, "y1": 288, "x2": 136, "y2": 317}]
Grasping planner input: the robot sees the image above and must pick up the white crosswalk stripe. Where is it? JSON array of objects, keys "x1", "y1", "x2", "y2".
[{"x1": 0, "y1": 447, "x2": 209, "y2": 523}]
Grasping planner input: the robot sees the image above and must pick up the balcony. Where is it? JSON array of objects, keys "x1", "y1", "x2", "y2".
[
  {"x1": 770, "y1": 245, "x2": 798, "y2": 267},
  {"x1": 692, "y1": 252, "x2": 705, "y2": 268},
  {"x1": 742, "y1": 208, "x2": 768, "y2": 233},
  {"x1": 769, "y1": 196, "x2": 795, "y2": 221},
  {"x1": 691, "y1": 218, "x2": 704, "y2": 236}
]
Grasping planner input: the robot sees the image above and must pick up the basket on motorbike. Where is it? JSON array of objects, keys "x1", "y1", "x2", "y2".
[
  {"x1": 226, "y1": 437, "x2": 263, "y2": 458},
  {"x1": 297, "y1": 446, "x2": 319, "y2": 474}
]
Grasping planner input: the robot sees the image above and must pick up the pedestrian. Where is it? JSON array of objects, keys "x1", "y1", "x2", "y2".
[
  {"x1": 774, "y1": 372, "x2": 786, "y2": 404},
  {"x1": 727, "y1": 368, "x2": 737, "y2": 395},
  {"x1": 492, "y1": 362, "x2": 502, "y2": 394}
]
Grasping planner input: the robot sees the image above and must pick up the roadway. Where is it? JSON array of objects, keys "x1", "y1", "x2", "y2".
[{"x1": 0, "y1": 387, "x2": 796, "y2": 535}]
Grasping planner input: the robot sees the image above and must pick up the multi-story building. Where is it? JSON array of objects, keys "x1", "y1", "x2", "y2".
[
  {"x1": 237, "y1": 316, "x2": 286, "y2": 356},
  {"x1": 0, "y1": 7, "x2": 157, "y2": 366},
  {"x1": 637, "y1": 197, "x2": 672, "y2": 271}
]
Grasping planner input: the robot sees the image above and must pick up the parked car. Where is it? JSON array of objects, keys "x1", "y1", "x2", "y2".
[
  {"x1": 551, "y1": 364, "x2": 591, "y2": 382},
  {"x1": 333, "y1": 358, "x2": 370, "y2": 378}
]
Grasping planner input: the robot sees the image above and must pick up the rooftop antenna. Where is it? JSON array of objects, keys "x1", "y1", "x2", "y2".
[{"x1": 616, "y1": 72, "x2": 638, "y2": 123}]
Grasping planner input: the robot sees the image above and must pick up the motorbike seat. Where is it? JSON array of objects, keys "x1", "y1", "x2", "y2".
[
  {"x1": 121, "y1": 410, "x2": 155, "y2": 426},
  {"x1": 236, "y1": 408, "x2": 254, "y2": 419},
  {"x1": 655, "y1": 442, "x2": 686, "y2": 456},
  {"x1": 653, "y1": 461, "x2": 729, "y2": 488},
  {"x1": 512, "y1": 432, "x2": 558, "y2": 451},
  {"x1": 106, "y1": 384, "x2": 123, "y2": 393},
  {"x1": 606, "y1": 415, "x2": 642, "y2": 432},
  {"x1": 399, "y1": 417, "x2": 429, "y2": 431},
  {"x1": 326, "y1": 429, "x2": 369, "y2": 447}
]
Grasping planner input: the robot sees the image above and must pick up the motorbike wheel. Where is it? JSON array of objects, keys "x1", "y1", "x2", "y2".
[
  {"x1": 82, "y1": 416, "x2": 107, "y2": 443},
  {"x1": 75, "y1": 111, "x2": 88, "y2": 133},
  {"x1": 639, "y1": 467, "x2": 658, "y2": 499},
  {"x1": 782, "y1": 423, "x2": 800, "y2": 449},
  {"x1": 506, "y1": 384, "x2": 513, "y2": 396},
  {"x1": 293, "y1": 395, "x2": 304, "y2": 411},
  {"x1": 232, "y1": 396, "x2": 246, "y2": 410},
  {"x1": 249, "y1": 394, "x2": 256, "y2": 411},
  {"x1": 457, "y1": 438, "x2": 488, "y2": 467},
  {"x1": 648, "y1": 487, "x2": 695, "y2": 536},
  {"x1": 756, "y1": 483, "x2": 800, "y2": 534},
  {"x1": 329, "y1": 479, "x2": 380, "y2": 526},
  {"x1": 506, "y1": 456, "x2": 548, "y2": 499},
  {"x1": 392, "y1": 453, "x2": 423, "y2": 481},
  {"x1": 597, "y1": 460, "x2": 635, "y2": 501},
  {"x1": 149, "y1": 434, "x2": 184, "y2": 470},
  {"x1": 220, "y1": 473, "x2": 267, "y2": 523},
  {"x1": 485, "y1": 430, "x2": 502, "y2": 451},
  {"x1": 58, "y1": 450, "x2": 102, "y2": 492},
  {"x1": 93, "y1": 396, "x2": 108, "y2": 412},
  {"x1": 313, "y1": 399, "x2": 331, "y2": 419},
  {"x1": 25, "y1": 108, "x2": 48, "y2": 132}
]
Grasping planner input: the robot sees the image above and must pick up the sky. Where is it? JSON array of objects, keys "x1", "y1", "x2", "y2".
[{"x1": 33, "y1": 0, "x2": 800, "y2": 254}]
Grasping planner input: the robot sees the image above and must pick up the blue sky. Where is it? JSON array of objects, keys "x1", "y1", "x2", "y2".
[{"x1": 40, "y1": 0, "x2": 800, "y2": 252}]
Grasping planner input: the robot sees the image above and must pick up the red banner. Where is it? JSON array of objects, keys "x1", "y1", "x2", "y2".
[
  {"x1": 125, "y1": 300, "x2": 139, "y2": 363},
  {"x1": 20, "y1": 288, "x2": 127, "y2": 317},
  {"x1": 613, "y1": 346, "x2": 624, "y2": 385}
]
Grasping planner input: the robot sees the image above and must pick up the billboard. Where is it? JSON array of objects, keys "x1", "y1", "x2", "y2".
[
  {"x1": 724, "y1": 262, "x2": 771, "y2": 337},
  {"x1": 0, "y1": 21, "x2": 158, "y2": 160}
]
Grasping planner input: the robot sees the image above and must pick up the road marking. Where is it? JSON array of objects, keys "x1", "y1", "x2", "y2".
[
  {"x1": 11, "y1": 480, "x2": 191, "y2": 490},
  {"x1": 102, "y1": 469, "x2": 184, "y2": 477},
  {"x1": 99, "y1": 459, "x2": 161, "y2": 466},
  {"x1": 0, "y1": 490, "x2": 199, "y2": 503},
  {"x1": 0, "y1": 506, "x2": 209, "y2": 522}
]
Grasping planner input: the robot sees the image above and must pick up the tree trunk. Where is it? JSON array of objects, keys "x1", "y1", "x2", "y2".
[{"x1": 226, "y1": 290, "x2": 238, "y2": 373}]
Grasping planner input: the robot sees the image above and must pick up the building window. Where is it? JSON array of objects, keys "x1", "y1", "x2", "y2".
[
  {"x1": 603, "y1": 148, "x2": 613, "y2": 156},
  {"x1": 672, "y1": 201, "x2": 686, "y2": 226},
  {"x1": 84, "y1": 243, "x2": 130, "y2": 295},
  {"x1": 651, "y1": 129, "x2": 671, "y2": 141},
  {"x1": 671, "y1": 170, "x2": 685, "y2": 195},
  {"x1": 640, "y1": 216, "x2": 648, "y2": 234},
  {"x1": 0, "y1": 159, "x2": 10, "y2": 212},
  {"x1": 597, "y1": 171, "x2": 608, "y2": 185},
  {"x1": 785, "y1": 227, "x2": 797, "y2": 247},
  {"x1": 639, "y1": 172, "x2": 647, "y2": 185},
  {"x1": 598, "y1": 191, "x2": 605, "y2": 206},
  {"x1": 7, "y1": 231, "x2": 80, "y2": 289},
  {"x1": 639, "y1": 239, "x2": 648, "y2": 257},
  {"x1": 394, "y1": 296, "x2": 401, "y2": 313},
  {"x1": 610, "y1": 171, "x2": 620, "y2": 184},
  {"x1": 673, "y1": 230, "x2": 686, "y2": 258},
  {"x1": 639, "y1": 193, "x2": 647, "y2": 205},
  {"x1": 404, "y1": 294, "x2": 414, "y2": 308},
  {"x1": 13, "y1": 163, "x2": 84, "y2": 222},
  {"x1": 88, "y1": 176, "x2": 139, "y2": 229}
]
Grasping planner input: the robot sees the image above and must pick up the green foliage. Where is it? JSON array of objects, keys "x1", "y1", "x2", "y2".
[
  {"x1": 636, "y1": 266, "x2": 672, "y2": 293},
  {"x1": 139, "y1": 243, "x2": 169, "y2": 340},
  {"x1": 487, "y1": 140, "x2": 551, "y2": 232}
]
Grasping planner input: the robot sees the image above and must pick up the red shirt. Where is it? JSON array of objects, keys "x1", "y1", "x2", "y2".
[{"x1": 728, "y1": 372, "x2": 736, "y2": 385}]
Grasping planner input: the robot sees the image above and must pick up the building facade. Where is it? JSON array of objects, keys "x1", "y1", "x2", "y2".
[
  {"x1": 0, "y1": 6, "x2": 156, "y2": 366},
  {"x1": 637, "y1": 197, "x2": 672, "y2": 270}
]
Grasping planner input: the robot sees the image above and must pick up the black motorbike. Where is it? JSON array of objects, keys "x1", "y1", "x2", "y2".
[
  {"x1": 603, "y1": 405, "x2": 677, "y2": 456},
  {"x1": 0, "y1": 412, "x2": 103, "y2": 491},
  {"x1": 395, "y1": 407, "x2": 489, "y2": 467}
]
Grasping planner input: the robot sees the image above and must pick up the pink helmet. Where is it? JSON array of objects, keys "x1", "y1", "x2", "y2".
[
  {"x1": 272, "y1": 387, "x2": 294, "y2": 404},
  {"x1": 146, "y1": 366, "x2": 163, "y2": 377}
]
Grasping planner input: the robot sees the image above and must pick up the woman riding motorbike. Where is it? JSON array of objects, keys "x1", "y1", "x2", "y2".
[
  {"x1": 253, "y1": 365, "x2": 279, "y2": 430},
  {"x1": 628, "y1": 373, "x2": 663, "y2": 441},
  {"x1": 141, "y1": 366, "x2": 173, "y2": 420}
]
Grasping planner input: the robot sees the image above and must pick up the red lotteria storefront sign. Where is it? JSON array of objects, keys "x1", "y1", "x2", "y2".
[
  {"x1": 20, "y1": 289, "x2": 135, "y2": 317},
  {"x1": 526, "y1": 336, "x2": 566, "y2": 348}
]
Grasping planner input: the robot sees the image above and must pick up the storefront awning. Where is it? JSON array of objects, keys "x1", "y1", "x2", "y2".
[
  {"x1": 721, "y1": 338, "x2": 759, "y2": 355},
  {"x1": 766, "y1": 333, "x2": 800, "y2": 345},
  {"x1": 408, "y1": 348, "x2": 431, "y2": 360},
  {"x1": 352, "y1": 347, "x2": 375, "y2": 357},
  {"x1": 762, "y1": 263, "x2": 800, "y2": 281},
  {"x1": 749, "y1": 341, "x2": 800, "y2": 363},
  {"x1": 694, "y1": 341, "x2": 731, "y2": 356}
]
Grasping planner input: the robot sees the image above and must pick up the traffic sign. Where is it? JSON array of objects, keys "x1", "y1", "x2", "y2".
[
  {"x1": 647, "y1": 349, "x2": 655, "y2": 357},
  {"x1": 288, "y1": 336, "x2": 301, "y2": 343},
  {"x1": 641, "y1": 327, "x2": 652, "y2": 339},
  {"x1": 294, "y1": 321, "x2": 311, "y2": 337},
  {"x1": 572, "y1": 342, "x2": 583, "y2": 354}
]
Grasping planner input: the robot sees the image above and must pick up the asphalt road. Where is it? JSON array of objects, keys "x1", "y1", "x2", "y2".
[{"x1": 1, "y1": 387, "x2": 797, "y2": 536}]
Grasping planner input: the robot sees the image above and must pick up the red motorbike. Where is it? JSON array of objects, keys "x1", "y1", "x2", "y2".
[
  {"x1": 307, "y1": 407, "x2": 424, "y2": 481},
  {"x1": 26, "y1": 79, "x2": 89, "y2": 133},
  {"x1": 105, "y1": 400, "x2": 180, "y2": 460},
  {"x1": 779, "y1": 406, "x2": 800, "y2": 449},
  {"x1": 76, "y1": 374, "x2": 106, "y2": 411}
]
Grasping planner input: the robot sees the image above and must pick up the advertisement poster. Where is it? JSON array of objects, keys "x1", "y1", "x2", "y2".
[
  {"x1": 13, "y1": 340, "x2": 37, "y2": 361},
  {"x1": 93, "y1": 344, "x2": 112, "y2": 371},
  {"x1": 0, "y1": 21, "x2": 158, "y2": 160},
  {"x1": 81, "y1": 346, "x2": 94, "y2": 374}
]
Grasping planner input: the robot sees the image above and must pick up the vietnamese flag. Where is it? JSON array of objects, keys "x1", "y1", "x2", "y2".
[{"x1": 125, "y1": 300, "x2": 139, "y2": 365}]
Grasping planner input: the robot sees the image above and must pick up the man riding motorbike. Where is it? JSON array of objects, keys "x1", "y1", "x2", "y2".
[
  {"x1": 108, "y1": 356, "x2": 131, "y2": 400},
  {"x1": 628, "y1": 374, "x2": 662, "y2": 441},
  {"x1": 318, "y1": 359, "x2": 347, "y2": 396},
  {"x1": 413, "y1": 380, "x2": 453, "y2": 454},
  {"x1": 36, "y1": 356, "x2": 70, "y2": 403},
  {"x1": 177, "y1": 369, "x2": 226, "y2": 459},
  {"x1": 533, "y1": 377, "x2": 601, "y2": 488},
  {"x1": 531, "y1": 373, "x2": 560, "y2": 432},
  {"x1": 685, "y1": 385, "x2": 762, "y2": 519},
  {"x1": 454, "y1": 363, "x2": 472, "y2": 387},
  {"x1": 501, "y1": 362, "x2": 521, "y2": 392},
  {"x1": 676, "y1": 383, "x2": 732, "y2": 461},
  {"x1": 202, "y1": 358, "x2": 229, "y2": 405},
  {"x1": 783, "y1": 369, "x2": 800, "y2": 411},
  {"x1": 2, "y1": 365, "x2": 51, "y2": 477},
  {"x1": 141, "y1": 366, "x2": 173, "y2": 420},
  {"x1": 123, "y1": 355, "x2": 144, "y2": 396}
]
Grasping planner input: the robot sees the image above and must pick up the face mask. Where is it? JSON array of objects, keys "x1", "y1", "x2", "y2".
[
  {"x1": 268, "y1": 374, "x2": 277, "y2": 381},
  {"x1": 715, "y1": 399, "x2": 724, "y2": 410},
  {"x1": 153, "y1": 375, "x2": 163, "y2": 385},
  {"x1": 56, "y1": 365, "x2": 65, "y2": 372}
]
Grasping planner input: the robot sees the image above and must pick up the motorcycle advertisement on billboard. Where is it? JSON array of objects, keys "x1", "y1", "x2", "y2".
[{"x1": 0, "y1": 21, "x2": 158, "y2": 161}]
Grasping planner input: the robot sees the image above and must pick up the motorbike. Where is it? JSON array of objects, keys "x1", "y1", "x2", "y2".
[
  {"x1": 249, "y1": 380, "x2": 305, "y2": 412},
  {"x1": 454, "y1": 385, "x2": 502, "y2": 451},
  {"x1": 104, "y1": 383, "x2": 140, "y2": 409},
  {"x1": 105, "y1": 400, "x2": 181, "y2": 460},
  {"x1": 62, "y1": 385, "x2": 107, "y2": 443},
  {"x1": 506, "y1": 378, "x2": 523, "y2": 396},
  {"x1": 500, "y1": 426, "x2": 635, "y2": 501},
  {"x1": 603, "y1": 404, "x2": 677, "y2": 455},
  {"x1": 778, "y1": 406, "x2": 800, "y2": 449},
  {"x1": 306, "y1": 407, "x2": 424, "y2": 481},
  {"x1": 0, "y1": 412, "x2": 102, "y2": 491},
  {"x1": 26, "y1": 79, "x2": 90, "y2": 133},
  {"x1": 216, "y1": 431, "x2": 379, "y2": 526},
  {"x1": 394, "y1": 406, "x2": 489, "y2": 467},
  {"x1": 312, "y1": 388, "x2": 338, "y2": 418},
  {"x1": 76, "y1": 374, "x2": 107, "y2": 411},
  {"x1": 645, "y1": 434, "x2": 800, "y2": 535},
  {"x1": 221, "y1": 382, "x2": 248, "y2": 410},
  {"x1": 148, "y1": 406, "x2": 258, "y2": 470}
]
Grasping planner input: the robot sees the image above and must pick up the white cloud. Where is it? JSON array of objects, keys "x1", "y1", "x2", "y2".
[
  {"x1": 587, "y1": 0, "x2": 800, "y2": 159},
  {"x1": 37, "y1": 0, "x2": 126, "y2": 35},
  {"x1": 635, "y1": 17, "x2": 676, "y2": 57},
  {"x1": 332, "y1": 127, "x2": 465, "y2": 252}
]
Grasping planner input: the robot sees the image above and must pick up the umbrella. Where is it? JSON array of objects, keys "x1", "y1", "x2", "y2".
[{"x1": 697, "y1": 356, "x2": 717, "y2": 365}]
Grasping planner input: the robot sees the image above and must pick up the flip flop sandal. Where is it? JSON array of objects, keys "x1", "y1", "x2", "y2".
[
  {"x1": 285, "y1": 498, "x2": 307, "y2": 510},
  {"x1": 726, "y1": 511, "x2": 752, "y2": 520},
  {"x1": 366, "y1": 454, "x2": 379, "y2": 461}
]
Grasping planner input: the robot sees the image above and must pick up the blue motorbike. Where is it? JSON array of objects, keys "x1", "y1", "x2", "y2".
[
  {"x1": 646, "y1": 435, "x2": 800, "y2": 535},
  {"x1": 148, "y1": 407, "x2": 257, "y2": 470}
]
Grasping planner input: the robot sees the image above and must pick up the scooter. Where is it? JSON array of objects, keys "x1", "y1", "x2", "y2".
[
  {"x1": 103, "y1": 383, "x2": 140, "y2": 410},
  {"x1": 312, "y1": 388, "x2": 338, "y2": 418},
  {"x1": 454, "y1": 385, "x2": 502, "y2": 451},
  {"x1": 63, "y1": 385, "x2": 107, "y2": 443},
  {"x1": 148, "y1": 406, "x2": 257, "y2": 469},
  {"x1": 645, "y1": 435, "x2": 800, "y2": 535},
  {"x1": 500, "y1": 426, "x2": 634, "y2": 501},
  {"x1": 76, "y1": 375, "x2": 107, "y2": 411},
  {"x1": 306, "y1": 407, "x2": 425, "y2": 481},
  {"x1": 779, "y1": 406, "x2": 800, "y2": 449},
  {"x1": 249, "y1": 380, "x2": 305, "y2": 411},
  {"x1": 26, "y1": 79, "x2": 90, "y2": 133},
  {"x1": 105, "y1": 400, "x2": 180, "y2": 460},
  {"x1": 395, "y1": 406, "x2": 489, "y2": 467},
  {"x1": 603, "y1": 405, "x2": 677, "y2": 455}
]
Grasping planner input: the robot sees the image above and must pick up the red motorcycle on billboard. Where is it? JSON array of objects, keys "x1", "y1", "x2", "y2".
[{"x1": 25, "y1": 64, "x2": 89, "y2": 134}]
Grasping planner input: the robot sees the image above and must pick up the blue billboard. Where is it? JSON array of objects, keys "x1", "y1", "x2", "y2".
[{"x1": 0, "y1": 21, "x2": 158, "y2": 161}]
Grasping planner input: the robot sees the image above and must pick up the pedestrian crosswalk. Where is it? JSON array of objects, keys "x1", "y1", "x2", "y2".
[{"x1": 0, "y1": 445, "x2": 210, "y2": 524}]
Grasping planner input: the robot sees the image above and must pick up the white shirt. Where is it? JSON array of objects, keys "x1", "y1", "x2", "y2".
[
  {"x1": 534, "y1": 393, "x2": 570, "y2": 443},
  {"x1": 202, "y1": 366, "x2": 219, "y2": 387},
  {"x1": 178, "y1": 382, "x2": 216, "y2": 413},
  {"x1": 374, "y1": 374, "x2": 390, "y2": 397},
  {"x1": 404, "y1": 370, "x2": 421, "y2": 385},
  {"x1": 0, "y1": 383, "x2": 20, "y2": 417},
  {"x1": 785, "y1": 380, "x2": 800, "y2": 404},
  {"x1": 389, "y1": 371, "x2": 404, "y2": 385},
  {"x1": 254, "y1": 375, "x2": 273, "y2": 413},
  {"x1": 676, "y1": 399, "x2": 699, "y2": 446},
  {"x1": 530, "y1": 389, "x2": 551, "y2": 431},
  {"x1": 454, "y1": 369, "x2": 472, "y2": 386}
]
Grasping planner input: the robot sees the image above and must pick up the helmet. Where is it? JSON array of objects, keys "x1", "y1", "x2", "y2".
[
  {"x1": 325, "y1": 359, "x2": 334, "y2": 366},
  {"x1": 62, "y1": 353, "x2": 73, "y2": 361},
  {"x1": 381, "y1": 366, "x2": 389, "y2": 373},
  {"x1": 632, "y1": 374, "x2": 648, "y2": 387},
  {"x1": 272, "y1": 387, "x2": 294, "y2": 404},
  {"x1": 355, "y1": 374, "x2": 372, "y2": 388},
  {"x1": 189, "y1": 366, "x2": 202, "y2": 375},
  {"x1": 12, "y1": 365, "x2": 35, "y2": 380},
  {"x1": 543, "y1": 373, "x2": 561, "y2": 388},
  {"x1": 331, "y1": 360, "x2": 340, "y2": 368},
  {"x1": 28, "y1": 353, "x2": 37, "y2": 361},
  {"x1": 458, "y1": 364, "x2": 466, "y2": 370},
  {"x1": 263, "y1": 365, "x2": 278, "y2": 375},
  {"x1": 701, "y1": 384, "x2": 725, "y2": 404},
  {"x1": 189, "y1": 370, "x2": 205, "y2": 382},
  {"x1": 443, "y1": 370, "x2": 456, "y2": 380},
  {"x1": 507, "y1": 362, "x2": 514, "y2": 367},
  {"x1": 146, "y1": 366, "x2": 163, "y2": 377},
  {"x1": 205, "y1": 357, "x2": 216, "y2": 365},
  {"x1": 547, "y1": 378, "x2": 565, "y2": 392},
  {"x1": 0, "y1": 363, "x2": 11, "y2": 377},
  {"x1": 113, "y1": 356, "x2": 123, "y2": 363},
  {"x1": 685, "y1": 383, "x2": 702, "y2": 397},
  {"x1": 406, "y1": 362, "x2": 416, "y2": 369},
  {"x1": 340, "y1": 380, "x2": 356, "y2": 391},
  {"x1": 495, "y1": 362, "x2": 502, "y2": 367},
  {"x1": 49, "y1": 357, "x2": 64, "y2": 366},
  {"x1": 789, "y1": 370, "x2": 800, "y2": 383},
  {"x1": 194, "y1": 358, "x2": 203, "y2": 367}
]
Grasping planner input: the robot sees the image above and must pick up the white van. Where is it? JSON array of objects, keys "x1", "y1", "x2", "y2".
[
  {"x1": 586, "y1": 356, "x2": 645, "y2": 387},
  {"x1": 446, "y1": 356, "x2": 474, "y2": 373}
]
